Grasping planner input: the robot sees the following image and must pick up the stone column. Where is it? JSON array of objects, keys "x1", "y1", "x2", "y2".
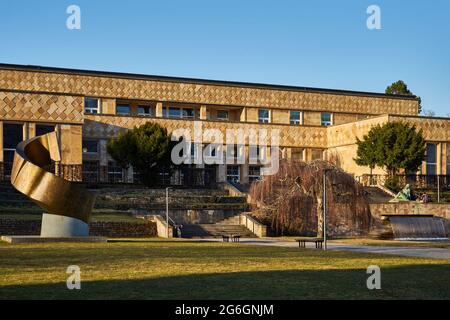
[
  {"x1": 217, "y1": 164, "x2": 226, "y2": 182},
  {"x1": 28, "y1": 123, "x2": 36, "y2": 139},
  {"x1": 200, "y1": 105, "x2": 208, "y2": 120},
  {"x1": 442, "y1": 143, "x2": 448, "y2": 175},
  {"x1": 99, "y1": 139, "x2": 108, "y2": 183},
  {"x1": 156, "y1": 102, "x2": 163, "y2": 117},
  {"x1": 436, "y1": 142, "x2": 442, "y2": 175},
  {"x1": 60, "y1": 124, "x2": 83, "y2": 181}
]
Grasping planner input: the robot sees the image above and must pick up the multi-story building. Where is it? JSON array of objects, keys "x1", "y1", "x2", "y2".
[{"x1": 0, "y1": 64, "x2": 449, "y2": 186}]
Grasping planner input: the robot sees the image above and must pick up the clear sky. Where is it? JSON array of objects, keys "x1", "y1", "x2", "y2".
[{"x1": 1, "y1": 0, "x2": 449, "y2": 115}]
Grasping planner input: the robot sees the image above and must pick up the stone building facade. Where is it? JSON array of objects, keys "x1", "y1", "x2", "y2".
[{"x1": 0, "y1": 64, "x2": 449, "y2": 185}]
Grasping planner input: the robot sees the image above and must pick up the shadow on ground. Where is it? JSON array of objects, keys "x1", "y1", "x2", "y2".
[{"x1": 1, "y1": 265, "x2": 449, "y2": 300}]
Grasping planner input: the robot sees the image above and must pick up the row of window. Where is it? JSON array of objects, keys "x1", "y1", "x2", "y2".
[
  {"x1": 84, "y1": 97, "x2": 333, "y2": 126},
  {"x1": 82, "y1": 160, "x2": 261, "y2": 185}
]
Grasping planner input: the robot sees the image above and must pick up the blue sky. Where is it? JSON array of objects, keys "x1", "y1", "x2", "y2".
[{"x1": 1, "y1": 0, "x2": 449, "y2": 115}]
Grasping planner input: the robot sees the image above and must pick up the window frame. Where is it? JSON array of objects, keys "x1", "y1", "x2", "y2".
[
  {"x1": 217, "y1": 110, "x2": 229, "y2": 121},
  {"x1": 82, "y1": 139, "x2": 99, "y2": 154},
  {"x1": 289, "y1": 110, "x2": 302, "y2": 125},
  {"x1": 137, "y1": 105, "x2": 152, "y2": 117},
  {"x1": 321, "y1": 112, "x2": 333, "y2": 126},
  {"x1": 258, "y1": 109, "x2": 270, "y2": 123},
  {"x1": 84, "y1": 97, "x2": 100, "y2": 114},
  {"x1": 116, "y1": 104, "x2": 131, "y2": 116}
]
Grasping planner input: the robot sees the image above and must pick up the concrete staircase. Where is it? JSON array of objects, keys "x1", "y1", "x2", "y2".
[{"x1": 180, "y1": 215, "x2": 256, "y2": 238}]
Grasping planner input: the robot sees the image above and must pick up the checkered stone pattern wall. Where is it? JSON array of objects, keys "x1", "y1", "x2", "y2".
[
  {"x1": 0, "y1": 91, "x2": 83, "y2": 123},
  {"x1": 327, "y1": 115, "x2": 389, "y2": 147},
  {"x1": 389, "y1": 116, "x2": 450, "y2": 141},
  {"x1": 83, "y1": 115, "x2": 328, "y2": 148},
  {"x1": 0, "y1": 68, "x2": 418, "y2": 116}
]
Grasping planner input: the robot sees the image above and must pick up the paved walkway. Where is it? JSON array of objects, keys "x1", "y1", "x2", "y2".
[{"x1": 201, "y1": 238, "x2": 450, "y2": 260}]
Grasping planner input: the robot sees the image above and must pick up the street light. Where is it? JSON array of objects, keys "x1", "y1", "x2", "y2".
[
  {"x1": 166, "y1": 187, "x2": 172, "y2": 238},
  {"x1": 323, "y1": 169, "x2": 329, "y2": 251}
]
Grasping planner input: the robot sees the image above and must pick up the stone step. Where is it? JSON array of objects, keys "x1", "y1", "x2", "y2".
[{"x1": 180, "y1": 223, "x2": 255, "y2": 238}]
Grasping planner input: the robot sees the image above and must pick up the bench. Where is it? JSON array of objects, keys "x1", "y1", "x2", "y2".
[
  {"x1": 295, "y1": 237, "x2": 324, "y2": 249},
  {"x1": 222, "y1": 235, "x2": 241, "y2": 243}
]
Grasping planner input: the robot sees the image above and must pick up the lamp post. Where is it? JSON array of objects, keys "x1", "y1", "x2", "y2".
[
  {"x1": 323, "y1": 169, "x2": 329, "y2": 251},
  {"x1": 166, "y1": 187, "x2": 172, "y2": 238}
]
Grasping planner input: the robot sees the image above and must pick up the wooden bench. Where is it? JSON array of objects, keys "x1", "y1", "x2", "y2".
[
  {"x1": 295, "y1": 237, "x2": 324, "y2": 249},
  {"x1": 222, "y1": 235, "x2": 241, "y2": 242}
]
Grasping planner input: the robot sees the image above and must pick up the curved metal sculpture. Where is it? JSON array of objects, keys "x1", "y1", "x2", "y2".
[{"x1": 10, "y1": 132, "x2": 95, "y2": 237}]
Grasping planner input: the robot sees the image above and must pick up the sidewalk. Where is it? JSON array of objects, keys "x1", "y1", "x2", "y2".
[{"x1": 201, "y1": 238, "x2": 450, "y2": 260}]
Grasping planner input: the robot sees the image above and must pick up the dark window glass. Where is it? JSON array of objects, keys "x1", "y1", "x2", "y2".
[
  {"x1": 217, "y1": 110, "x2": 229, "y2": 120},
  {"x1": 168, "y1": 107, "x2": 181, "y2": 118},
  {"x1": 36, "y1": 124, "x2": 55, "y2": 136},
  {"x1": 116, "y1": 105, "x2": 130, "y2": 115},
  {"x1": 182, "y1": 108, "x2": 194, "y2": 118},
  {"x1": 258, "y1": 109, "x2": 270, "y2": 123},
  {"x1": 290, "y1": 111, "x2": 301, "y2": 125},
  {"x1": 3, "y1": 123, "x2": 23, "y2": 149},
  {"x1": 426, "y1": 143, "x2": 437, "y2": 175},
  {"x1": 426, "y1": 143, "x2": 437, "y2": 163},
  {"x1": 82, "y1": 161, "x2": 99, "y2": 183},
  {"x1": 321, "y1": 113, "x2": 332, "y2": 126},
  {"x1": 82, "y1": 140, "x2": 98, "y2": 153},
  {"x1": 137, "y1": 106, "x2": 152, "y2": 116},
  {"x1": 107, "y1": 161, "x2": 124, "y2": 183},
  {"x1": 85, "y1": 98, "x2": 99, "y2": 114}
]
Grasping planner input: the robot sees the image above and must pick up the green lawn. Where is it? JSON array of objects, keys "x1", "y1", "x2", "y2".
[{"x1": 0, "y1": 239, "x2": 449, "y2": 299}]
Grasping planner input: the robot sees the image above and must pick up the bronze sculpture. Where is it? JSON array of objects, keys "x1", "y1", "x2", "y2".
[{"x1": 10, "y1": 131, "x2": 95, "y2": 237}]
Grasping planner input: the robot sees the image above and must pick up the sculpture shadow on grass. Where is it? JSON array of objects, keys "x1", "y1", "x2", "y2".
[{"x1": 0, "y1": 265, "x2": 449, "y2": 300}]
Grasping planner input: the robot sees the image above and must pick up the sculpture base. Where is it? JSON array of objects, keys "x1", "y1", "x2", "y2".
[
  {"x1": 1, "y1": 235, "x2": 107, "y2": 244},
  {"x1": 40, "y1": 213, "x2": 89, "y2": 237}
]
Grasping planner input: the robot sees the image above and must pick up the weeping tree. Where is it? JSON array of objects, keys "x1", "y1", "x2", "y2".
[{"x1": 249, "y1": 160, "x2": 371, "y2": 237}]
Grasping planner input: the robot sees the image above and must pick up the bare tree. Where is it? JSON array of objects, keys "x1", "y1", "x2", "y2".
[{"x1": 249, "y1": 159, "x2": 371, "y2": 237}]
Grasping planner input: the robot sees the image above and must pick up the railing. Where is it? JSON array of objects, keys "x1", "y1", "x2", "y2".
[
  {"x1": 239, "y1": 213, "x2": 267, "y2": 237},
  {"x1": 358, "y1": 174, "x2": 450, "y2": 191},
  {"x1": 81, "y1": 165, "x2": 217, "y2": 188}
]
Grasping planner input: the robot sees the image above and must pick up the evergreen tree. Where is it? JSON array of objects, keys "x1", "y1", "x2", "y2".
[
  {"x1": 107, "y1": 122, "x2": 172, "y2": 186},
  {"x1": 355, "y1": 121, "x2": 426, "y2": 177},
  {"x1": 386, "y1": 80, "x2": 422, "y2": 114}
]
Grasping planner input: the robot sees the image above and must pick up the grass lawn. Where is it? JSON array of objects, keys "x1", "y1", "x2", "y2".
[{"x1": 0, "y1": 239, "x2": 449, "y2": 299}]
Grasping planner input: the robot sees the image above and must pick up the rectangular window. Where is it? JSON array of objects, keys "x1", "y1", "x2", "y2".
[
  {"x1": 311, "y1": 149, "x2": 324, "y2": 160},
  {"x1": 36, "y1": 124, "x2": 55, "y2": 136},
  {"x1": 321, "y1": 113, "x2": 332, "y2": 126},
  {"x1": 163, "y1": 107, "x2": 197, "y2": 119},
  {"x1": 426, "y1": 143, "x2": 437, "y2": 175},
  {"x1": 82, "y1": 161, "x2": 99, "y2": 183},
  {"x1": 290, "y1": 111, "x2": 302, "y2": 125},
  {"x1": 291, "y1": 148, "x2": 305, "y2": 161},
  {"x1": 137, "y1": 106, "x2": 152, "y2": 117},
  {"x1": 169, "y1": 107, "x2": 181, "y2": 118},
  {"x1": 82, "y1": 140, "x2": 98, "y2": 154},
  {"x1": 116, "y1": 105, "x2": 131, "y2": 115},
  {"x1": 258, "y1": 109, "x2": 270, "y2": 123},
  {"x1": 107, "y1": 161, "x2": 124, "y2": 183},
  {"x1": 85, "y1": 98, "x2": 99, "y2": 114},
  {"x1": 227, "y1": 165, "x2": 240, "y2": 183},
  {"x1": 3, "y1": 123, "x2": 23, "y2": 178},
  {"x1": 182, "y1": 108, "x2": 195, "y2": 118},
  {"x1": 217, "y1": 110, "x2": 229, "y2": 121},
  {"x1": 248, "y1": 166, "x2": 261, "y2": 183}
]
